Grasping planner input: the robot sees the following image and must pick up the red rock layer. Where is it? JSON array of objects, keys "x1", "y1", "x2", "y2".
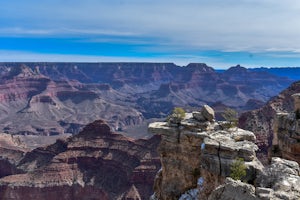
[
  {"x1": 0, "y1": 120, "x2": 160, "y2": 200},
  {"x1": 239, "y1": 81, "x2": 300, "y2": 164}
]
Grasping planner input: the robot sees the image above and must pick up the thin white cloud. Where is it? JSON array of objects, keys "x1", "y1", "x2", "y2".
[{"x1": 1, "y1": 1, "x2": 300, "y2": 53}]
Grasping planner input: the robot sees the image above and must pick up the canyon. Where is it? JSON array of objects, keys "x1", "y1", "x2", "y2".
[
  {"x1": 0, "y1": 62, "x2": 293, "y2": 136},
  {"x1": 0, "y1": 120, "x2": 160, "y2": 199},
  {"x1": 2, "y1": 104, "x2": 299, "y2": 199},
  {"x1": 0, "y1": 62, "x2": 300, "y2": 199},
  {"x1": 239, "y1": 81, "x2": 300, "y2": 164}
]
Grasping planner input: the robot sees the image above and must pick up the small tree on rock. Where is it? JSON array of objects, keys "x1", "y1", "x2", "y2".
[
  {"x1": 230, "y1": 158, "x2": 247, "y2": 181},
  {"x1": 167, "y1": 107, "x2": 186, "y2": 125}
]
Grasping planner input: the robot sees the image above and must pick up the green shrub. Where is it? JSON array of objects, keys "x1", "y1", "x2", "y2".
[
  {"x1": 222, "y1": 108, "x2": 238, "y2": 128},
  {"x1": 230, "y1": 158, "x2": 247, "y2": 180},
  {"x1": 167, "y1": 107, "x2": 186, "y2": 124}
]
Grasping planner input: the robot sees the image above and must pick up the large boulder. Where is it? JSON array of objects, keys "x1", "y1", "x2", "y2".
[
  {"x1": 208, "y1": 178, "x2": 257, "y2": 200},
  {"x1": 256, "y1": 157, "x2": 300, "y2": 200},
  {"x1": 201, "y1": 105, "x2": 215, "y2": 122}
]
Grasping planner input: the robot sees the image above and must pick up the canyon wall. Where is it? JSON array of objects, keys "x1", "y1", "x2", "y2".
[{"x1": 0, "y1": 120, "x2": 160, "y2": 200}]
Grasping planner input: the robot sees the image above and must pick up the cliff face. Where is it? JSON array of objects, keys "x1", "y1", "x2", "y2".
[
  {"x1": 239, "y1": 81, "x2": 300, "y2": 164},
  {"x1": 271, "y1": 93, "x2": 300, "y2": 164},
  {"x1": 148, "y1": 106, "x2": 263, "y2": 200},
  {"x1": 0, "y1": 133, "x2": 27, "y2": 178},
  {"x1": 0, "y1": 120, "x2": 160, "y2": 200},
  {"x1": 149, "y1": 106, "x2": 300, "y2": 200}
]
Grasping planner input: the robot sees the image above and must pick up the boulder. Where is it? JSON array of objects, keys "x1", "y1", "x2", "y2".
[
  {"x1": 208, "y1": 178, "x2": 257, "y2": 200},
  {"x1": 201, "y1": 105, "x2": 215, "y2": 122},
  {"x1": 255, "y1": 187, "x2": 274, "y2": 200},
  {"x1": 192, "y1": 111, "x2": 205, "y2": 122},
  {"x1": 256, "y1": 157, "x2": 300, "y2": 200}
]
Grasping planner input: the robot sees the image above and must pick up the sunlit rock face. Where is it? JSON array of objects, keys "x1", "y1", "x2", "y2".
[
  {"x1": 149, "y1": 105, "x2": 263, "y2": 200},
  {"x1": 0, "y1": 120, "x2": 161, "y2": 200}
]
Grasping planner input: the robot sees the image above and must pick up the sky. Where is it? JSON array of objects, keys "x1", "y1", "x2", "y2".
[{"x1": 1, "y1": 0, "x2": 300, "y2": 69}]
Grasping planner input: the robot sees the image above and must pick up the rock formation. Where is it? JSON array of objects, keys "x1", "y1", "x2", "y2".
[
  {"x1": 149, "y1": 105, "x2": 300, "y2": 200},
  {"x1": 0, "y1": 133, "x2": 27, "y2": 178},
  {"x1": 0, "y1": 63, "x2": 293, "y2": 135},
  {"x1": 0, "y1": 120, "x2": 161, "y2": 200},
  {"x1": 0, "y1": 65, "x2": 144, "y2": 135},
  {"x1": 271, "y1": 93, "x2": 300, "y2": 164},
  {"x1": 239, "y1": 82, "x2": 300, "y2": 163},
  {"x1": 209, "y1": 157, "x2": 300, "y2": 200},
  {"x1": 148, "y1": 105, "x2": 263, "y2": 200}
]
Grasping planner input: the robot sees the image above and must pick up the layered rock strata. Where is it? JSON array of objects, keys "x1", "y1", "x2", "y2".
[
  {"x1": 0, "y1": 133, "x2": 27, "y2": 178},
  {"x1": 0, "y1": 120, "x2": 160, "y2": 200},
  {"x1": 239, "y1": 82, "x2": 300, "y2": 164},
  {"x1": 148, "y1": 106, "x2": 263, "y2": 200},
  {"x1": 0, "y1": 65, "x2": 144, "y2": 135},
  {"x1": 272, "y1": 93, "x2": 300, "y2": 164},
  {"x1": 0, "y1": 63, "x2": 293, "y2": 135}
]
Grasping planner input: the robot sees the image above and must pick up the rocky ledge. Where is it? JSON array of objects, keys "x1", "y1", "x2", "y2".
[{"x1": 149, "y1": 105, "x2": 300, "y2": 200}]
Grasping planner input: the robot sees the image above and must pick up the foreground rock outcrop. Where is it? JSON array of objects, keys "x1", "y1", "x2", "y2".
[
  {"x1": 148, "y1": 106, "x2": 263, "y2": 200},
  {"x1": 149, "y1": 105, "x2": 300, "y2": 200},
  {"x1": 210, "y1": 157, "x2": 300, "y2": 200},
  {"x1": 0, "y1": 120, "x2": 160, "y2": 200}
]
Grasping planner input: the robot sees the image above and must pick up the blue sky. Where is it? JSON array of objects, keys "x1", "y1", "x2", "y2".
[{"x1": 1, "y1": 0, "x2": 300, "y2": 69}]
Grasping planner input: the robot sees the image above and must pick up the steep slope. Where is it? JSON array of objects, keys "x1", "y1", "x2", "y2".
[
  {"x1": 0, "y1": 133, "x2": 27, "y2": 178},
  {"x1": 239, "y1": 81, "x2": 300, "y2": 163},
  {"x1": 148, "y1": 106, "x2": 263, "y2": 200},
  {"x1": 149, "y1": 106, "x2": 300, "y2": 200},
  {"x1": 0, "y1": 120, "x2": 161, "y2": 200}
]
